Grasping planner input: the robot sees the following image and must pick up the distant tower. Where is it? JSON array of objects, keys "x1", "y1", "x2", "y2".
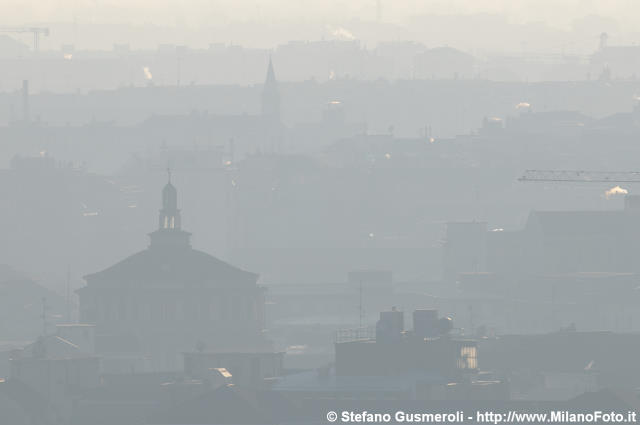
[
  {"x1": 261, "y1": 57, "x2": 281, "y2": 122},
  {"x1": 599, "y1": 32, "x2": 608, "y2": 51}
]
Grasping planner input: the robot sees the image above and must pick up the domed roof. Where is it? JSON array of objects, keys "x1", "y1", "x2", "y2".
[
  {"x1": 83, "y1": 177, "x2": 258, "y2": 289},
  {"x1": 84, "y1": 246, "x2": 258, "y2": 288}
]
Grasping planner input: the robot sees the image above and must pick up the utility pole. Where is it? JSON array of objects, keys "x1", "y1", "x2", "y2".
[
  {"x1": 41, "y1": 297, "x2": 48, "y2": 336},
  {"x1": 358, "y1": 280, "x2": 364, "y2": 329},
  {"x1": 66, "y1": 265, "x2": 71, "y2": 322}
]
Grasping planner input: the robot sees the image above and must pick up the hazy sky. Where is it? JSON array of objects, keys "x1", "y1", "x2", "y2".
[
  {"x1": 2, "y1": 0, "x2": 638, "y2": 29},
  {"x1": 1, "y1": 0, "x2": 638, "y2": 52}
]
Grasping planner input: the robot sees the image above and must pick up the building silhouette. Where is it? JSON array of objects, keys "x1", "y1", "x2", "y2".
[{"x1": 77, "y1": 177, "x2": 270, "y2": 371}]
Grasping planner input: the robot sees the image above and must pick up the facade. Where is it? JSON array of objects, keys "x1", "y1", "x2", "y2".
[
  {"x1": 446, "y1": 195, "x2": 640, "y2": 278},
  {"x1": 77, "y1": 178, "x2": 270, "y2": 371},
  {"x1": 335, "y1": 309, "x2": 477, "y2": 379},
  {"x1": 480, "y1": 331, "x2": 640, "y2": 399},
  {"x1": 273, "y1": 309, "x2": 505, "y2": 401}
]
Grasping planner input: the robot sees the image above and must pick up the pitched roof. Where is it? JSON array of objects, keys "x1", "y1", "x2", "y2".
[
  {"x1": 20, "y1": 335, "x2": 93, "y2": 360},
  {"x1": 83, "y1": 246, "x2": 258, "y2": 288}
]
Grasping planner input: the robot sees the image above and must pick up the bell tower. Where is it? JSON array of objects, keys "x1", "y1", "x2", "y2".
[
  {"x1": 159, "y1": 169, "x2": 181, "y2": 230},
  {"x1": 150, "y1": 170, "x2": 191, "y2": 248}
]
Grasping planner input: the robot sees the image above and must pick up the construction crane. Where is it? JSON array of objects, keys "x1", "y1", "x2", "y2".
[
  {"x1": 0, "y1": 27, "x2": 50, "y2": 51},
  {"x1": 519, "y1": 169, "x2": 640, "y2": 183}
]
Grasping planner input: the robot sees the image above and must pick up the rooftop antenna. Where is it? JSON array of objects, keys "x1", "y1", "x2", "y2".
[
  {"x1": 167, "y1": 166, "x2": 172, "y2": 184},
  {"x1": 66, "y1": 265, "x2": 71, "y2": 322},
  {"x1": 41, "y1": 297, "x2": 48, "y2": 336},
  {"x1": 358, "y1": 280, "x2": 364, "y2": 328}
]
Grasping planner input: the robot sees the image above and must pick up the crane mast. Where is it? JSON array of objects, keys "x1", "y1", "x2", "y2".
[{"x1": 0, "y1": 27, "x2": 50, "y2": 51}]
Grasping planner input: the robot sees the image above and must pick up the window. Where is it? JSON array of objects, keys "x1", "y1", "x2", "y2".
[{"x1": 458, "y1": 346, "x2": 477, "y2": 370}]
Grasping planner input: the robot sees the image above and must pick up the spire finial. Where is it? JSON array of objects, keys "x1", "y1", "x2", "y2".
[{"x1": 167, "y1": 166, "x2": 172, "y2": 184}]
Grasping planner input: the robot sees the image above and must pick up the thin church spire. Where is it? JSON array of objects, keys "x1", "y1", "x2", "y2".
[{"x1": 261, "y1": 56, "x2": 281, "y2": 121}]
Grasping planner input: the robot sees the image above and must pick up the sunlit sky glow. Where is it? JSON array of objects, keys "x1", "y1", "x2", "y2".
[{"x1": 1, "y1": 1, "x2": 638, "y2": 51}]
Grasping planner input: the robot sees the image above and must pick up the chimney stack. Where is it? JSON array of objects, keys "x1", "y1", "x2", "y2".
[{"x1": 22, "y1": 80, "x2": 30, "y2": 123}]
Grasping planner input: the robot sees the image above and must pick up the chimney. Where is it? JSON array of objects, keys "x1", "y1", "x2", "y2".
[
  {"x1": 22, "y1": 80, "x2": 29, "y2": 123},
  {"x1": 375, "y1": 307, "x2": 404, "y2": 343}
]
